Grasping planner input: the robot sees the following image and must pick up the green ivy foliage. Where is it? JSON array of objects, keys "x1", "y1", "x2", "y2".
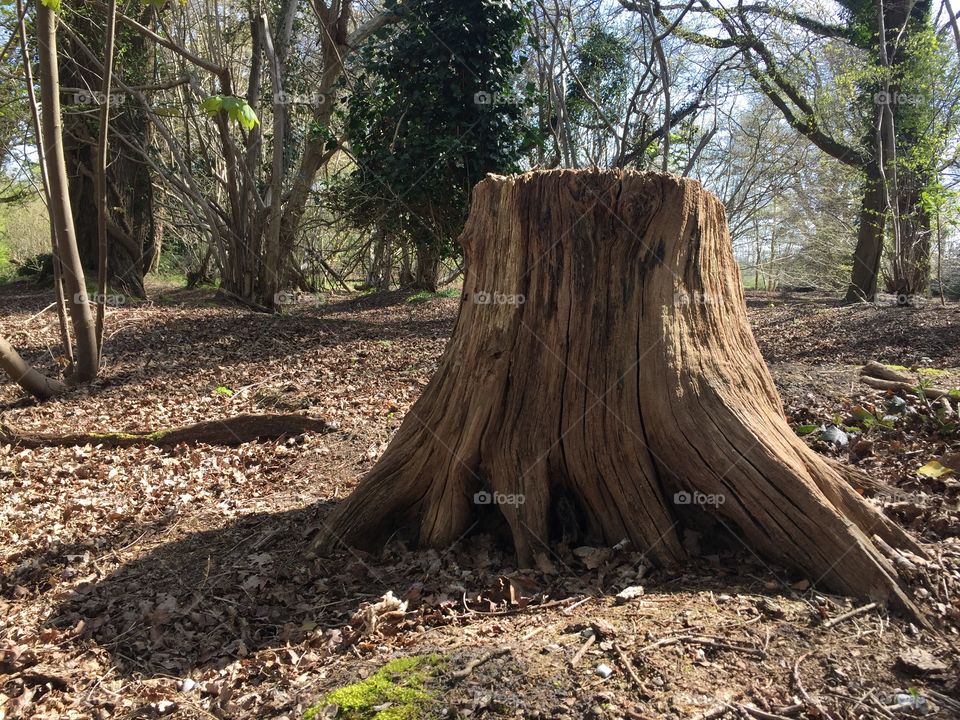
[{"x1": 334, "y1": 0, "x2": 536, "y2": 262}]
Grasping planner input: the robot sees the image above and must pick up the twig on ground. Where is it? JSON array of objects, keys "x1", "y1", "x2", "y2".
[
  {"x1": 733, "y1": 703, "x2": 801, "y2": 720},
  {"x1": 822, "y1": 602, "x2": 878, "y2": 629},
  {"x1": 570, "y1": 633, "x2": 596, "y2": 667},
  {"x1": 27, "y1": 302, "x2": 56, "y2": 322},
  {"x1": 792, "y1": 652, "x2": 834, "y2": 720},
  {"x1": 691, "y1": 703, "x2": 731, "y2": 719},
  {"x1": 637, "y1": 634, "x2": 765, "y2": 658},
  {"x1": 612, "y1": 642, "x2": 648, "y2": 694},
  {"x1": 449, "y1": 647, "x2": 511, "y2": 681},
  {"x1": 561, "y1": 596, "x2": 593, "y2": 615},
  {"x1": 460, "y1": 594, "x2": 584, "y2": 616}
]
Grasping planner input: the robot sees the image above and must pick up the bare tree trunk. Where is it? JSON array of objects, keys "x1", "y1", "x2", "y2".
[
  {"x1": 16, "y1": 0, "x2": 72, "y2": 367},
  {"x1": 889, "y1": 188, "x2": 932, "y2": 298},
  {"x1": 366, "y1": 222, "x2": 393, "y2": 290},
  {"x1": 399, "y1": 242, "x2": 414, "y2": 287},
  {"x1": 95, "y1": 0, "x2": 118, "y2": 352},
  {"x1": 314, "y1": 170, "x2": 925, "y2": 619},
  {"x1": 37, "y1": 0, "x2": 99, "y2": 381},
  {"x1": 259, "y1": 14, "x2": 286, "y2": 310},
  {"x1": 845, "y1": 166, "x2": 887, "y2": 302}
]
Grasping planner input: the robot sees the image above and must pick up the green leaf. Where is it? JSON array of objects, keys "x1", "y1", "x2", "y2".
[
  {"x1": 40, "y1": 0, "x2": 61, "y2": 11},
  {"x1": 795, "y1": 424, "x2": 819, "y2": 436},
  {"x1": 917, "y1": 460, "x2": 955, "y2": 478},
  {"x1": 233, "y1": 102, "x2": 259, "y2": 131},
  {"x1": 200, "y1": 95, "x2": 225, "y2": 115},
  {"x1": 200, "y1": 95, "x2": 259, "y2": 130},
  {"x1": 215, "y1": 385, "x2": 234, "y2": 397}
]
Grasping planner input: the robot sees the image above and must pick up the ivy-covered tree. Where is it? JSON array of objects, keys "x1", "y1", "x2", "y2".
[
  {"x1": 337, "y1": 0, "x2": 532, "y2": 291},
  {"x1": 60, "y1": 1, "x2": 159, "y2": 298},
  {"x1": 640, "y1": 0, "x2": 958, "y2": 302},
  {"x1": 564, "y1": 24, "x2": 631, "y2": 167}
]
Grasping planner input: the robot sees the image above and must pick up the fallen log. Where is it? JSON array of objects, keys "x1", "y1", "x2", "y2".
[
  {"x1": 860, "y1": 361, "x2": 914, "y2": 383},
  {"x1": 0, "y1": 413, "x2": 332, "y2": 448},
  {"x1": 860, "y1": 362, "x2": 954, "y2": 400}
]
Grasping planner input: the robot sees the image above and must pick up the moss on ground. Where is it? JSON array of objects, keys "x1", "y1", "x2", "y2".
[
  {"x1": 304, "y1": 654, "x2": 446, "y2": 720},
  {"x1": 405, "y1": 289, "x2": 459, "y2": 303},
  {"x1": 884, "y1": 364, "x2": 954, "y2": 376}
]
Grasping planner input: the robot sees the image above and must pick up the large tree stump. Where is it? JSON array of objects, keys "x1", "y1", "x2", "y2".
[{"x1": 315, "y1": 169, "x2": 925, "y2": 616}]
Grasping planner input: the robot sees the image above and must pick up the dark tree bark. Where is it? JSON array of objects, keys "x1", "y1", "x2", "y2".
[
  {"x1": 412, "y1": 242, "x2": 441, "y2": 292},
  {"x1": 314, "y1": 169, "x2": 925, "y2": 618},
  {"x1": 845, "y1": 165, "x2": 887, "y2": 302},
  {"x1": 61, "y1": 4, "x2": 156, "y2": 298}
]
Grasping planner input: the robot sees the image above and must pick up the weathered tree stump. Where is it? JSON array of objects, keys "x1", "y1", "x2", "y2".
[{"x1": 315, "y1": 169, "x2": 925, "y2": 616}]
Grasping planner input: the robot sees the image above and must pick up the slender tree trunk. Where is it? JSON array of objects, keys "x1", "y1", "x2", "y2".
[
  {"x1": 314, "y1": 170, "x2": 925, "y2": 619},
  {"x1": 16, "y1": 0, "x2": 72, "y2": 366},
  {"x1": 259, "y1": 14, "x2": 286, "y2": 311},
  {"x1": 95, "y1": 0, "x2": 118, "y2": 352},
  {"x1": 399, "y1": 243, "x2": 414, "y2": 287},
  {"x1": 37, "y1": 0, "x2": 99, "y2": 381},
  {"x1": 366, "y1": 222, "x2": 393, "y2": 290}
]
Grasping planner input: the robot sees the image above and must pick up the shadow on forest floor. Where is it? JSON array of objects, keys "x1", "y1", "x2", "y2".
[{"x1": 43, "y1": 495, "x2": 814, "y2": 680}]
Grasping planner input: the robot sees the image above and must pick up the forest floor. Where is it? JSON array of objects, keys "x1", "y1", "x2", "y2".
[{"x1": 0, "y1": 281, "x2": 959, "y2": 720}]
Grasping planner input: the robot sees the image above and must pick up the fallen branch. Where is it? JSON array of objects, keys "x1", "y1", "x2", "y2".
[
  {"x1": 861, "y1": 361, "x2": 913, "y2": 383},
  {"x1": 0, "y1": 413, "x2": 332, "y2": 448},
  {"x1": 860, "y1": 375, "x2": 950, "y2": 399},
  {"x1": 570, "y1": 633, "x2": 596, "y2": 667}
]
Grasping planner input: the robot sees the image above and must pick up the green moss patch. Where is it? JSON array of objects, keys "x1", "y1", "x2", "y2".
[{"x1": 304, "y1": 654, "x2": 446, "y2": 720}]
